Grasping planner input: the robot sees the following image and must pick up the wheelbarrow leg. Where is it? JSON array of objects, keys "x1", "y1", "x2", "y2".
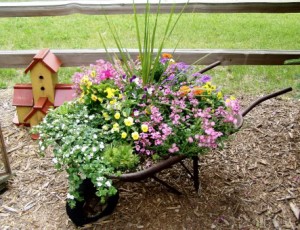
[
  {"x1": 192, "y1": 156, "x2": 200, "y2": 192},
  {"x1": 151, "y1": 175, "x2": 182, "y2": 195}
]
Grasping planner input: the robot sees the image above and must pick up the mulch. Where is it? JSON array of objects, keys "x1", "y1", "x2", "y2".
[{"x1": 0, "y1": 88, "x2": 299, "y2": 229}]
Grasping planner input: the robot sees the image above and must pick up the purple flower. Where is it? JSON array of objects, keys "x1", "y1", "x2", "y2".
[{"x1": 200, "y1": 75, "x2": 211, "y2": 83}]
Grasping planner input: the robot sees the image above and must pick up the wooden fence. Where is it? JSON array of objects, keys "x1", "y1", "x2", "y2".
[{"x1": 0, "y1": 0, "x2": 300, "y2": 68}]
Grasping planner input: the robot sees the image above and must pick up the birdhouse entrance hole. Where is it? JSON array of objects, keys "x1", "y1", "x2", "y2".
[
  {"x1": 41, "y1": 87, "x2": 45, "y2": 91},
  {"x1": 39, "y1": 76, "x2": 44, "y2": 80}
]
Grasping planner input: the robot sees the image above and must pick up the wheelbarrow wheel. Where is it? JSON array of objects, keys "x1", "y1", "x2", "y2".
[{"x1": 66, "y1": 179, "x2": 119, "y2": 227}]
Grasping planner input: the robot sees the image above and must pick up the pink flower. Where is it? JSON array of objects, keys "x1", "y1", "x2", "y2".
[
  {"x1": 168, "y1": 143, "x2": 179, "y2": 153},
  {"x1": 188, "y1": 137, "x2": 194, "y2": 143}
]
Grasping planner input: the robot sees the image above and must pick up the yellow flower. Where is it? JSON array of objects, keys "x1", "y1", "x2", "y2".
[
  {"x1": 131, "y1": 132, "x2": 139, "y2": 140},
  {"x1": 112, "y1": 123, "x2": 119, "y2": 131},
  {"x1": 203, "y1": 82, "x2": 216, "y2": 95},
  {"x1": 91, "y1": 70, "x2": 96, "y2": 78},
  {"x1": 86, "y1": 81, "x2": 92, "y2": 89},
  {"x1": 80, "y1": 75, "x2": 89, "y2": 84},
  {"x1": 78, "y1": 97, "x2": 85, "y2": 104},
  {"x1": 119, "y1": 94, "x2": 123, "y2": 99},
  {"x1": 110, "y1": 99, "x2": 116, "y2": 105},
  {"x1": 217, "y1": 91, "x2": 223, "y2": 100},
  {"x1": 111, "y1": 123, "x2": 120, "y2": 133},
  {"x1": 104, "y1": 87, "x2": 117, "y2": 99},
  {"x1": 121, "y1": 132, "x2": 127, "y2": 139},
  {"x1": 141, "y1": 124, "x2": 149, "y2": 132},
  {"x1": 124, "y1": 117, "x2": 134, "y2": 126},
  {"x1": 226, "y1": 96, "x2": 236, "y2": 104},
  {"x1": 91, "y1": 94, "x2": 97, "y2": 101},
  {"x1": 102, "y1": 125, "x2": 109, "y2": 130},
  {"x1": 103, "y1": 112, "x2": 110, "y2": 120},
  {"x1": 98, "y1": 97, "x2": 103, "y2": 103},
  {"x1": 114, "y1": 112, "x2": 121, "y2": 120}
]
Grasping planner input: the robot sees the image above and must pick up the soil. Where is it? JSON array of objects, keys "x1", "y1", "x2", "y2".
[{"x1": 0, "y1": 88, "x2": 299, "y2": 229}]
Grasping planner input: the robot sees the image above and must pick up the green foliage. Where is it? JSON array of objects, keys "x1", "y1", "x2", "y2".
[
  {"x1": 32, "y1": 102, "x2": 119, "y2": 207},
  {"x1": 102, "y1": 144, "x2": 140, "y2": 170},
  {"x1": 100, "y1": 0, "x2": 186, "y2": 85}
]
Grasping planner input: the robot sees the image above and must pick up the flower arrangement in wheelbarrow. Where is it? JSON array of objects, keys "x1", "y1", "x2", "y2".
[
  {"x1": 32, "y1": 1, "x2": 241, "y2": 226},
  {"x1": 33, "y1": 53, "x2": 240, "y2": 214}
]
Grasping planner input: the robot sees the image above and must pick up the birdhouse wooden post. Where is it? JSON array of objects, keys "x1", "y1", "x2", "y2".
[{"x1": 12, "y1": 48, "x2": 75, "y2": 136}]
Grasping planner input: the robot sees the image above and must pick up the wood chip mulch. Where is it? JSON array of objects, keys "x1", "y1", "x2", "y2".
[{"x1": 0, "y1": 88, "x2": 299, "y2": 229}]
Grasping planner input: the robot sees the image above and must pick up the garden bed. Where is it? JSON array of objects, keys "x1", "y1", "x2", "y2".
[{"x1": 0, "y1": 88, "x2": 299, "y2": 229}]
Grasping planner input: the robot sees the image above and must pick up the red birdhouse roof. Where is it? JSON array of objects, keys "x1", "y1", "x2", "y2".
[
  {"x1": 12, "y1": 84, "x2": 33, "y2": 107},
  {"x1": 12, "y1": 83, "x2": 76, "y2": 107},
  {"x1": 24, "y1": 97, "x2": 54, "y2": 123},
  {"x1": 25, "y1": 48, "x2": 62, "y2": 74},
  {"x1": 54, "y1": 84, "x2": 76, "y2": 107}
]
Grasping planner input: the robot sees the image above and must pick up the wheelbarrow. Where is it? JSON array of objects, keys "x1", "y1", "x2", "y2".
[{"x1": 66, "y1": 62, "x2": 293, "y2": 226}]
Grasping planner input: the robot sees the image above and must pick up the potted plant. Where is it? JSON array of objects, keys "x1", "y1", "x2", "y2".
[{"x1": 32, "y1": 1, "x2": 241, "y2": 226}]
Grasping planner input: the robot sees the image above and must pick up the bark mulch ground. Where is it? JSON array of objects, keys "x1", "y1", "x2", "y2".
[{"x1": 0, "y1": 88, "x2": 299, "y2": 229}]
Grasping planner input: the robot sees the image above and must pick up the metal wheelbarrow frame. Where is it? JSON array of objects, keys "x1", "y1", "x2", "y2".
[{"x1": 66, "y1": 61, "x2": 293, "y2": 226}]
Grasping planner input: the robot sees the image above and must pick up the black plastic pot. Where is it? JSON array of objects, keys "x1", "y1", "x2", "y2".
[{"x1": 66, "y1": 179, "x2": 119, "y2": 227}]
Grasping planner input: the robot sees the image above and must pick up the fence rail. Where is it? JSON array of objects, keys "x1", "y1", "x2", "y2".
[
  {"x1": 0, "y1": 0, "x2": 300, "y2": 17},
  {"x1": 0, "y1": 1, "x2": 299, "y2": 68},
  {"x1": 0, "y1": 49, "x2": 299, "y2": 68}
]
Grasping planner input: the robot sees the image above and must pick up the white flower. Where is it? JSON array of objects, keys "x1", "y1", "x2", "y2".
[
  {"x1": 134, "y1": 110, "x2": 139, "y2": 116},
  {"x1": 39, "y1": 141, "x2": 42, "y2": 146},
  {"x1": 52, "y1": 158, "x2": 58, "y2": 164},
  {"x1": 67, "y1": 193, "x2": 74, "y2": 200},
  {"x1": 81, "y1": 146, "x2": 88, "y2": 152},
  {"x1": 97, "y1": 182, "x2": 102, "y2": 187},
  {"x1": 133, "y1": 77, "x2": 140, "y2": 85},
  {"x1": 92, "y1": 147, "x2": 97, "y2": 152},
  {"x1": 89, "y1": 115, "x2": 95, "y2": 120},
  {"x1": 147, "y1": 87, "x2": 154, "y2": 95},
  {"x1": 61, "y1": 124, "x2": 65, "y2": 129},
  {"x1": 99, "y1": 142, "x2": 104, "y2": 150},
  {"x1": 40, "y1": 146, "x2": 45, "y2": 151},
  {"x1": 97, "y1": 177, "x2": 104, "y2": 181},
  {"x1": 93, "y1": 134, "x2": 97, "y2": 139},
  {"x1": 105, "y1": 181, "x2": 111, "y2": 187}
]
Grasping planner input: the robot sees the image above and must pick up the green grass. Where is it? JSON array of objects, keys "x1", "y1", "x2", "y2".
[{"x1": 0, "y1": 13, "x2": 299, "y2": 96}]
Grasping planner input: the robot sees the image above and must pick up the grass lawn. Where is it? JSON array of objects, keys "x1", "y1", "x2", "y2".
[{"x1": 0, "y1": 13, "x2": 299, "y2": 96}]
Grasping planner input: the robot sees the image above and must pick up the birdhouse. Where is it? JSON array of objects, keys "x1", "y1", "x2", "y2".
[
  {"x1": 25, "y1": 48, "x2": 60, "y2": 104},
  {"x1": 12, "y1": 48, "x2": 76, "y2": 134}
]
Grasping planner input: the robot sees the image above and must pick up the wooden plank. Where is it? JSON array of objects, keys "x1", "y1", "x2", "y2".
[
  {"x1": 0, "y1": 49, "x2": 299, "y2": 68},
  {"x1": 0, "y1": 123, "x2": 11, "y2": 176},
  {"x1": 0, "y1": 0, "x2": 300, "y2": 17}
]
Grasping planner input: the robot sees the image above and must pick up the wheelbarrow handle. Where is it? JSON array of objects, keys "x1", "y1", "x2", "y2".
[
  {"x1": 241, "y1": 87, "x2": 293, "y2": 117},
  {"x1": 198, "y1": 61, "x2": 221, "y2": 74}
]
